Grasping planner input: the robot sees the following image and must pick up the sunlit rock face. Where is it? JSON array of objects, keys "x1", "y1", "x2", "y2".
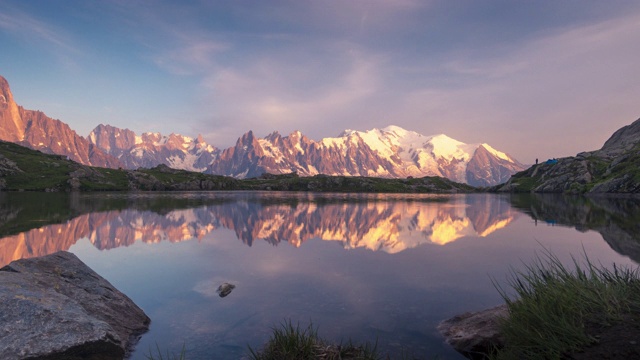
[
  {"x1": 0, "y1": 76, "x2": 120, "y2": 168},
  {"x1": 0, "y1": 76, "x2": 25, "y2": 142},
  {"x1": 0, "y1": 195, "x2": 519, "y2": 266},
  {"x1": 207, "y1": 127, "x2": 526, "y2": 186}
]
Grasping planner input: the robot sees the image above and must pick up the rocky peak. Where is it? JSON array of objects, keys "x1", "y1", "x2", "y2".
[
  {"x1": 141, "y1": 132, "x2": 161, "y2": 144},
  {"x1": 600, "y1": 118, "x2": 640, "y2": 155},
  {"x1": 237, "y1": 130, "x2": 262, "y2": 152},
  {"x1": 88, "y1": 124, "x2": 136, "y2": 153}
]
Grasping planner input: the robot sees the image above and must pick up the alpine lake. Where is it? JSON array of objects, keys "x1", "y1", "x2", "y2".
[{"x1": 2, "y1": 191, "x2": 639, "y2": 359}]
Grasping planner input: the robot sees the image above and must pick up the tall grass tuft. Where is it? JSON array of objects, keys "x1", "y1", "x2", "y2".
[
  {"x1": 493, "y1": 249, "x2": 640, "y2": 359},
  {"x1": 144, "y1": 343, "x2": 187, "y2": 360},
  {"x1": 247, "y1": 320, "x2": 383, "y2": 360}
]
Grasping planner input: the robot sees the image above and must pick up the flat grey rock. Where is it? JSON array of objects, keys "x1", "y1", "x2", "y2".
[{"x1": 0, "y1": 251, "x2": 150, "y2": 359}]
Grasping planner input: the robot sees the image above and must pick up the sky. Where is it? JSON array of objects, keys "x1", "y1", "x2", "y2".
[{"x1": 1, "y1": 0, "x2": 639, "y2": 163}]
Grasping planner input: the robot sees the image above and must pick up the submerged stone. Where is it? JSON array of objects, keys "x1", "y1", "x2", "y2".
[
  {"x1": 0, "y1": 251, "x2": 150, "y2": 360},
  {"x1": 216, "y1": 282, "x2": 236, "y2": 297}
]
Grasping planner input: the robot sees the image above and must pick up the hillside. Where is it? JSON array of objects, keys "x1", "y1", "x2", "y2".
[
  {"x1": 0, "y1": 141, "x2": 475, "y2": 193},
  {"x1": 495, "y1": 118, "x2": 640, "y2": 194}
]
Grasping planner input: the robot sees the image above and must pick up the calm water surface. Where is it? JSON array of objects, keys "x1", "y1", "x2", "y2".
[{"x1": 2, "y1": 192, "x2": 639, "y2": 359}]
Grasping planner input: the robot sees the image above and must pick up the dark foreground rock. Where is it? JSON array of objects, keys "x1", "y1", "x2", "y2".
[
  {"x1": 0, "y1": 251, "x2": 150, "y2": 360},
  {"x1": 437, "y1": 304, "x2": 508, "y2": 359}
]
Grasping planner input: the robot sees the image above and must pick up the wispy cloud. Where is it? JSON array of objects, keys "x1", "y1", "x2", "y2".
[
  {"x1": 196, "y1": 43, "x2": 384, "y2": 143},
  {"x1": 153, "y1": 40, "x2": 229, "y2": 76},
  {"x1": 398, "y1": 12, "x2": 640, "y2": 160},
  {"x1": 0, "y1": 6, "x2": 79, "y2": 55}
]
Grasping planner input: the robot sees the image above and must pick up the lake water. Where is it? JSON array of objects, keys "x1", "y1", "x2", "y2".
[{"x1": 1, "y1": 191, "x2": 639, "y2": 359}]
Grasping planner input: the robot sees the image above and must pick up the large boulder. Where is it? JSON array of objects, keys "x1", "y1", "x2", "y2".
[
  {"x1": 0, "y1": 251, "x2": 150, "y2": 359},
  {"x1": 438, "y1": 304, "x2": 508, "y2": 359}
]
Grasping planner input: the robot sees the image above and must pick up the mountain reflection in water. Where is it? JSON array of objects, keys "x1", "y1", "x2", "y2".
[{"x1": 0, "y1": 193, "x2": 520, "y2": 266}]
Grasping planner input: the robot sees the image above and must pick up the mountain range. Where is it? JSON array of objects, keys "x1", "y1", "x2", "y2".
[{"x1": 0, "y1": 75, "x2": 525, "y2": 186}]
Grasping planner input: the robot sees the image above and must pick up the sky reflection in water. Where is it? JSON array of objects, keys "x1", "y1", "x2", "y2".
[{"x1": 1, "y1": 192, "x2": 638, "y2": 359}]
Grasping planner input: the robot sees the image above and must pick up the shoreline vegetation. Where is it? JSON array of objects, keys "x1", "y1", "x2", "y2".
[{"x1": 490, "y1": 251, "x2": 640, "y2": 360}]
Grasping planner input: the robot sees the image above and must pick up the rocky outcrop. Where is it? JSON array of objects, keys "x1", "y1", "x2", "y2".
[
  {"x1": 0, "y1": 251, "x2": 150, "y2": 359},
  {"x1": 438, "y1": 305, "x2": 508, "y2": 359},
  {"x1": 495, "y1": 117, "x2": 640, "y2": 193}
]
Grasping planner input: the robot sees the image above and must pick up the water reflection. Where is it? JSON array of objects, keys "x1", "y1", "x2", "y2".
[
  {"x1": 0, "y1": 193, "x2": 521, "y2": 266},
  {"x1": 509, "y1": 194, "x2": 640, "y2": 263}
]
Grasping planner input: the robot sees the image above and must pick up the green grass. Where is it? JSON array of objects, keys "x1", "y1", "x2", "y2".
[
  {"x1": 145, "y1": 343, "x2": 186, "y2": 360},
  {"x1": 247, "y1": 320, "x2": 383, "y2": 360},
  {"x1": 492, "y1": 249, "x2": 640, "y2": 359},
  {"x1": 0, "y1": 141, "x2": 75, "y2": 190}
]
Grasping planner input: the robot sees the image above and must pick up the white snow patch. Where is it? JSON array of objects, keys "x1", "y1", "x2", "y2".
[
  {"x1": 481, "y1": 143, "x2": 511, "y2": 161},
  {"x1": 428, "y1": 134, "x2": 471, "y2": 161},
  {"x1": 167, "y1": 154, "x2": 206, "y2": 172},
  {"x1": 132, "y1": 148, "x2": 145, "y2": 158},
  {"x1": 236, "y1": 169, "x2": 250, "y2": 179},
  {"x1": 258, "y1": 139, "x2": 285, "y2": 163},
  {"x1": 135, "y1": 136, "x2": 142, "y2": 145}
]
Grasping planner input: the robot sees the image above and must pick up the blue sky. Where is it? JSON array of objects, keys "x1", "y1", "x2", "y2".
[{"x1": 1, "y1": 0, "x2": 639, "y2": 163}]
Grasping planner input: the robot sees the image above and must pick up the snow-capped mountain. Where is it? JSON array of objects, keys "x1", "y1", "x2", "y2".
[
  {"x1": 88, "y1": 124, "x2": 219, "y2": 171},
  {"x1": 207, "y1": 125, "x2": 525, "y2": 186}
]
